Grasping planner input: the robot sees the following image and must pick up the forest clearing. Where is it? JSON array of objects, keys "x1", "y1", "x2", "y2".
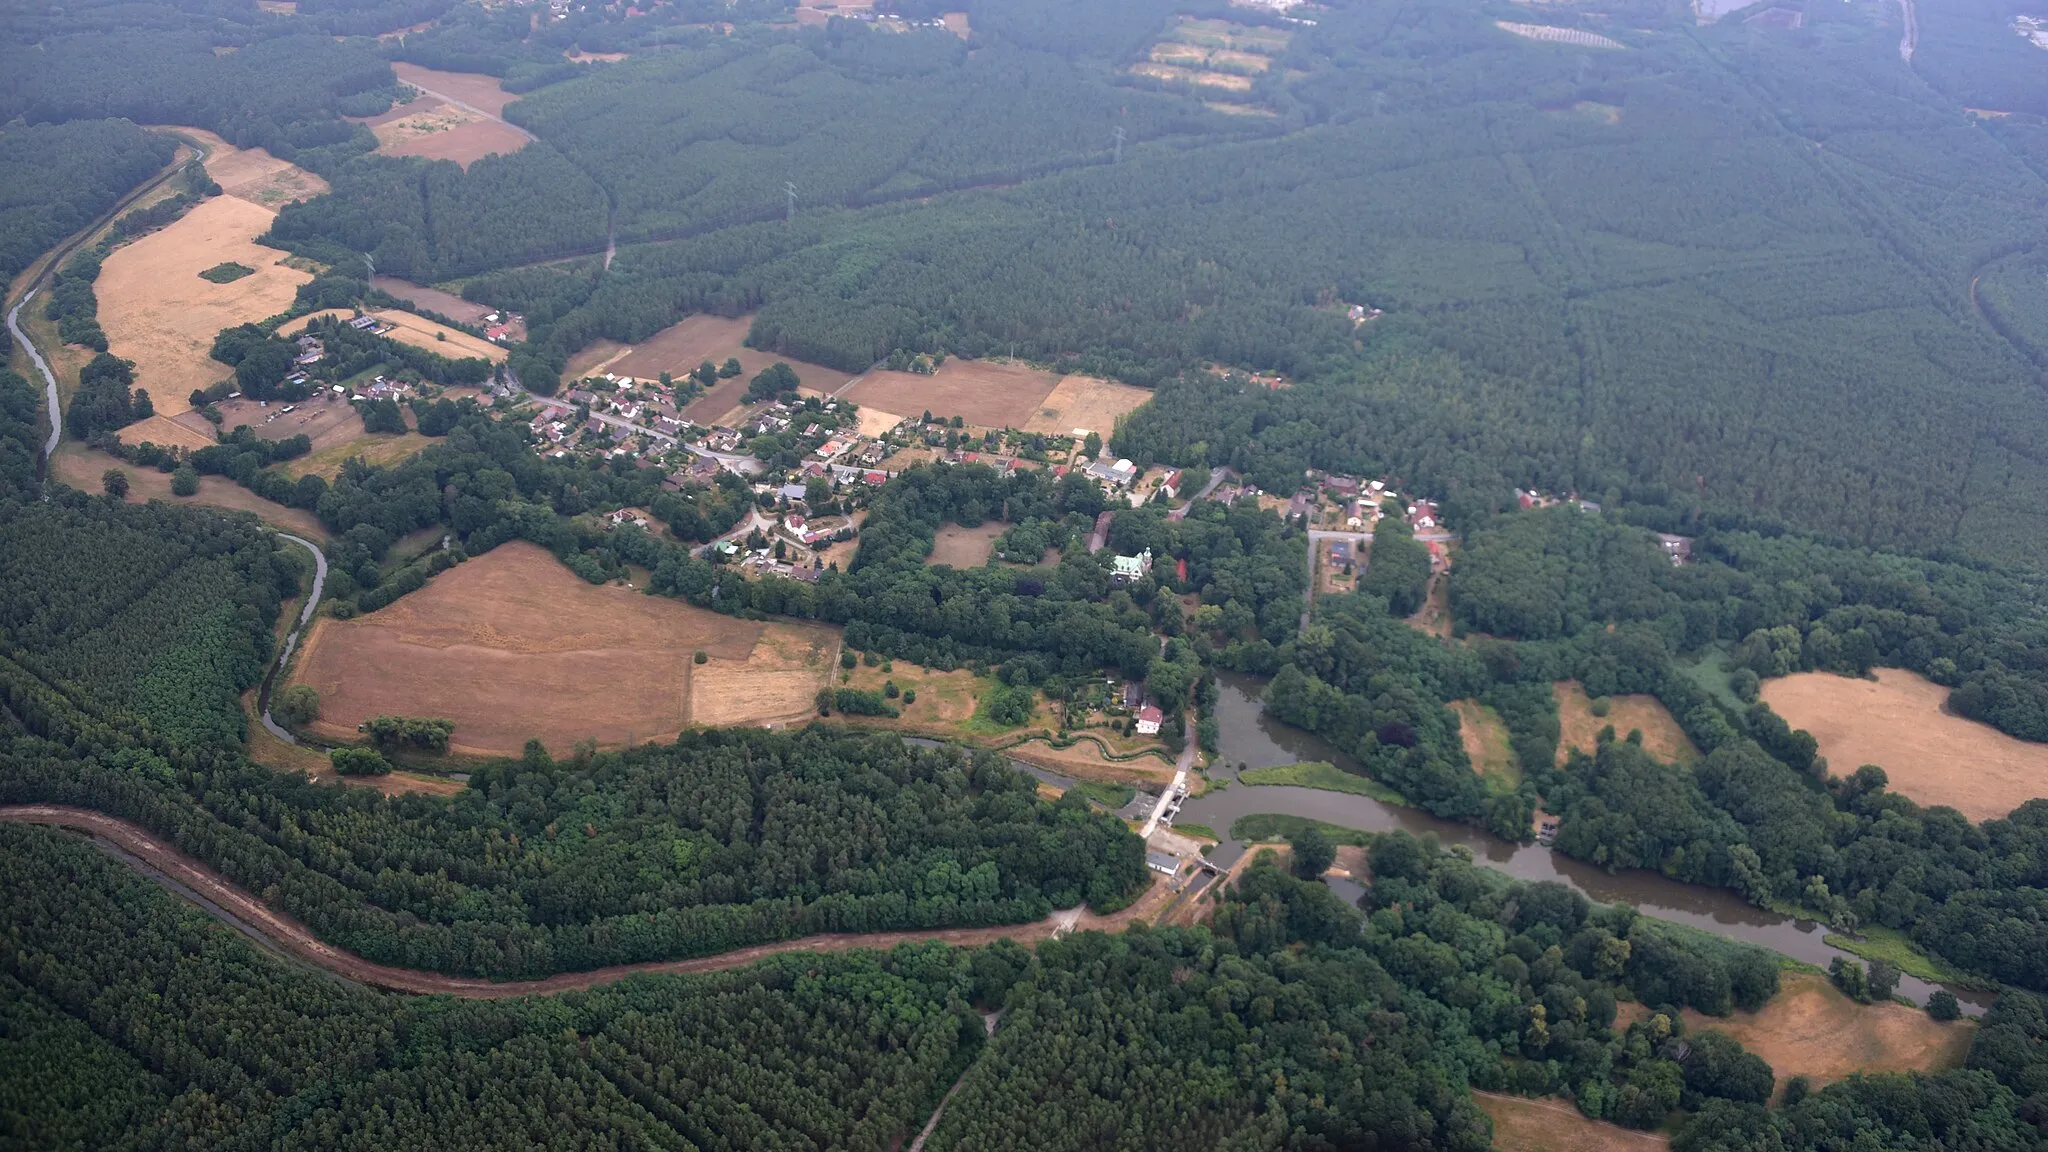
[
  {"x1": 927, "y1": 521, "x2": 1004, "y2": 567},
  {"x1": 97, "y1": 194, "x2": 311, "y2": 416},
  {"x1": 1762, "y1": 668, "x2": 2048, "y2": 821},
  {"x1": 1021, "y1": 374, "x2": 1153, "y2": 437},
  {"x1": 282, "y1": 427, "x2": 431, "y2": 480},
  {"x1": 1451, "y1": 699, "x2": 1520, "y2": 789},
  {"x1": 287, "y1": 307, "x2": 506, "y2": 362},
  {"x1": 51, "y1": 442, "x2": 327, "y2": 537},
  {"x1": 370, "y1": 100, "x2": 529, "y2": 167},
  {"x1": 165, "y1": 126, "x2": 329, "y2": 208},
  {"x1": 1495, "y1": 21, "x2": 1628, "y2": 48},
  {"x1": 1680, "y1": 973, "x2": 1975, "y2": 1091},
  {"x1": 288, "y1": 542, "x2": 838, "y2": 757},
  {"x1": 390, "y1": 63, "x2": 520, "y2": 117},
  {"x1": 1474, "y1": 1093, "x2": 1669, "y2": 1152},
  {"x1": 843, "y1": 359, "x2": 1063, "y2": 430},
  {"x1": 1553, "y1": 681, "x2": 1698, "y2": 765}
]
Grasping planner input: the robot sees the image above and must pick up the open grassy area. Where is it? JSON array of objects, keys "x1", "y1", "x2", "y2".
[
  {"x1": 1554, "y1": 680, "x2": 1698, "y2": 766},
  {"x1": 1068, "y1": 780, "x2": 1137, "y2": 809},
  {"x1": 1764, "y1": 667, "x2": 2048, "y2": 822},
  {"x1": 1230, "y1": 813, "x2": 1374, "y2": 846},
  {"x1": 1239, "y1": 761, "x2": 1408, "y2": 804},
  {"x1": 1450, "y1": 699, "x2": 1520, "y2": 791},
  {"x1": 1680, "y1": 972, "x2": 1975, "y2": 1092},
  {"x1": 1676, "y1": 646, "x2": 1743, "y2": 709},
  {"x1": 1475, "y1": 1093, "x2": 1668, "y2": 1152},
  {"x1": 1824, "y1": 925, "x2": 1984, "y2": 988}
]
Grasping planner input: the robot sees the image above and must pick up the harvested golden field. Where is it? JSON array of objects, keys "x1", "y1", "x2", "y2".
[
  {"x1": 1763, "y1": 668, "x2": 2048, "y2": 821},
  {"x1": 371, "y1": 276, "x2": 494, "y2": 325},
  {"x1": 928, "y1": 521, "x2": 1004, "y2": 567},
  {"x1": 165, "y1": 127, "x2": 329, "y2": 208},
  {"x1": 565, "y1": 338, "x2": 632, "y2": 378},
  {"x1": 290, "y1": 542, "x2": 838, "y2": 757},
  {"x1": 115, "y1": 414, "x2": 217, "y2": 450},
  {"x1": 941, "y1": 11, "x2": 970, "y2": 37},
  {"x1": 287, "y1": 308, "x2": 506, "y2": 362},
  {"x1": 854, "y1": 405, "x2": 904, "y2": 438},
  {"x1": 391, "y1": 63, "x2": 519, "y2": 117},
  {"x1": 97, "y1": 194, "x2": 312, "y2": 414},
  {"x1": 53, "y1": 443, "x2": 326, "y2": 539},
  {"x1": 843, "y1": 359, "x2": 1062, "y2": 430},
  {"x1": 1451, "y1": 699, "x2": 1520, "y2": 789},
  {"x1": 370, "y1": 100, "x2": 529, "y2": 168},
  {"x1": 1475, "y1": 1093, "x2": 1668, "y2": 1152},
  {"x1": 1554, "y1": 680, "x2": 1697, "y2": 766},
  {"x1": 1022, "y1": 374, "x2": 1153, "y2": 437},
  {"x1": 1681, "y1": 973, "x2": 1974, "y2": 1091}
]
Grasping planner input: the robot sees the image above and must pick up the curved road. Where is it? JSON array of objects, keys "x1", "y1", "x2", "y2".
[
  {"x1": 0, "y1": 805, "x2": 1169, "y2": 998},
  {"x1": 258, "y1": 534, "x2": 329, "y2": 745}
]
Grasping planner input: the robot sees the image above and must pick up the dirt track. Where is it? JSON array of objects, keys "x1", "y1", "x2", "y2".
[{"x1": 0, "y1": 804, "x2": 1173, "y2": 998}]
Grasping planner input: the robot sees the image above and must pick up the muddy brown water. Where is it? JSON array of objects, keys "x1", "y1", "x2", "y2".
[{"x1": 1014, "y1": 674, "x2": 1990, "y2": 1015}]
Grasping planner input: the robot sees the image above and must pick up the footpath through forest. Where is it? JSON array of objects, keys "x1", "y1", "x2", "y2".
[{"x1": 0, "y1": 804, "x2": 1176, "y2": 998}]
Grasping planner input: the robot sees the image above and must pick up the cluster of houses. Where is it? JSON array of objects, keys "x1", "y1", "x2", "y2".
[{"x1": 1294, "y1": 472, "x2": 1442, "y2": 533}]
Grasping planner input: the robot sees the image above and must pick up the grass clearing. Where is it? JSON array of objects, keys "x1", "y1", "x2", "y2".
[
  {"x1": 1451, "y1": 699, "x2": 1520, "y2": 790},
  {"x1": 1230, "y1": 813, "x2": 1373, "y2": 846},
  {"x1": 927, "y1": 521, "x2": 1004, "y2": 567},
  {"x1": 1680, "y1": 972, "x2": 1974, "y2": 1091},
  {"x1": 1823, "y1": 924, "x2": 1980, "y2": 987},
  {"x1": 97, "y1": 194, "x2": 312, "y2": 414},
  {"x1": 289, "y1": 541, "x2": 838, "y2": 758},
  {"x1": 1069, "y1": 780, "x2": 1137, "y2": 809},
  {"x1": 1239, "y1": 761, "x2": 1409, "y2": 804},
  {"x1": 1762, "y1": 667, "x2": 2048, "y2": 822},
  {"x1": 1021, "y1": 374, "x2": 1153, "y2": 438},
  {"x1": 843, "y1": 359, "x2": 1062, "y2": 430},
  {"x1": 1475, "y1": 1093, "x2": 1668, "y2": 1152},
  {"x1": 1554, "y1": 680, "x2": 1697, "y2": 766},
  {"x1": 51, "y1": 442, "x2": 328, "y2": 538}
]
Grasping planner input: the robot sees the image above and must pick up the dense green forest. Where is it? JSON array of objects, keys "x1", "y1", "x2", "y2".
[{"x1": 0, "y1": 119, "x2": 176, "y2": 283}]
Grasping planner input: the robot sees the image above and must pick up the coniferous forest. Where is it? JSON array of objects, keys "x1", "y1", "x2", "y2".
[{"x1": 15, "y1": 0, "x2": 2048, "y2": 1146}]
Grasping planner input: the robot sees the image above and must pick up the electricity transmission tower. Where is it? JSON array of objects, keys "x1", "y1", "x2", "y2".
[
  {"x1": 785, "y1": 181, "x2": 798, "y2": 221},
  {"x1": 1113, "y1": 126, "x2": 1126, "y2": 163}
]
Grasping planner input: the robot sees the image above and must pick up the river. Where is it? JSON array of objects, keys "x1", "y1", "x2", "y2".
[
  {"x1": 1006, "y1": 674, "x2": 1989, "y2": 1014},
  {"x1": 5, "y1": 287, "x2": 62, "y2": 483}
]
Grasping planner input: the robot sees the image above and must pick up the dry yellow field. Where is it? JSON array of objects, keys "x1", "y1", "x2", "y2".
[
  {"x1": 53, "y1": 443, "x2": 327, "y2": 538},
  {"x1": 287, "y1": 308, "x2": 506, "y2": 363},
  {"x1": 928, "y1": 522, "x2": 1004, "y2": 567},
  {"x1": 114, "y1": 413, "x2": 219, "y2": 450},
  {"x1": 97, "y1": 194, "x2": 311, "y2": 415},
  {"x1": 1129, "y1": 62, "x2": 1255, "y2": 92},
  {"x1": 1763, "y1": 668, "x2": 2048, "y2": 821},
  {"x1": 1681, "y1": 973, "x2": 1974, "y2": 1091},
  {"x1": 1554, "y1": 680, "x2": 1698, "y2": 766},
  {"x1": 1022, "y1": 375, "x2": 1154, "y2": 437},
  {"x1": 163, "y1": 126, "x2": 329, "y2": 209},
  {"x1": 1476, "y1": 1093, "x2": 1668, "y2": 1152},
  {"x1": 290, "y1": 542, "x2": 838, "y2": 757}
]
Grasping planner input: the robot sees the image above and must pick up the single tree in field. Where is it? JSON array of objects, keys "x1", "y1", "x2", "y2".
[
  {"x1": 170, "y1": 465, "x2": 199, "y2": 496},
  {"x1": 101, "y1": 468, "x2": 129, "y2": 498},
  {"x1": 273, "y1": 684, "x2": 320, "y2": 727}
]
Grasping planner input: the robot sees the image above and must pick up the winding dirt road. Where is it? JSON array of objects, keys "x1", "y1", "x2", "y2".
[{"x1": 0, "y1": 804, "x2": 1173, "y2": 998}]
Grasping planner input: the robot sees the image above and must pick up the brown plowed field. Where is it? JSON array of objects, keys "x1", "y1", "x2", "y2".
[
  {"x1": 289, "y1": 542, "x2": 838, "y2": 757},
  {"x1": 1763, "y1": 668, "x2": 2048, "y2": 821},
  {"x1": 371, "y1": 276, "x2": 494, "y2": 325},
  {"x1": 370, "y1": 100, "x2": 529, "y2": 168},
  {"x1": 843, "y1": 360, "x2": 1061, "y2": 430},
  {"x1": 392, "y1": 63, "x2": 519, "y2": 116},
  {"x1": 0, "y1": 805, "x2": 1171, "y2": 997}
]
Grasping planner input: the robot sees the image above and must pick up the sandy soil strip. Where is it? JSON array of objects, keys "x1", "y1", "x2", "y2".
[{"x1": 1, "y1": 805, "x2": 1171, "y2": 998}]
